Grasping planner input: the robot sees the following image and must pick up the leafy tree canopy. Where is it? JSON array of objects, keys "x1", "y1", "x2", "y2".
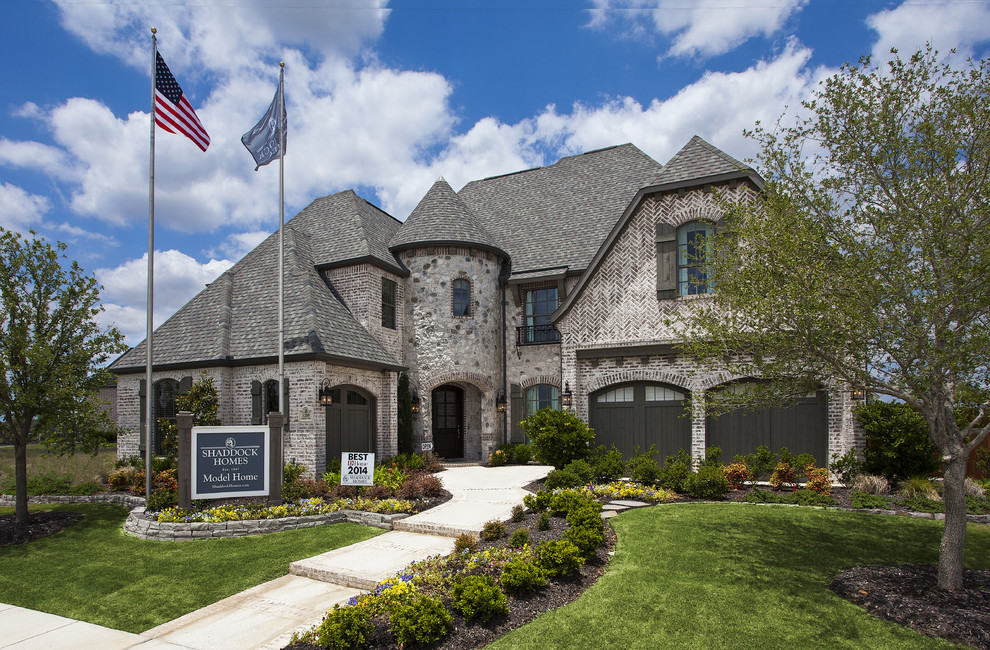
[{"x1": 681, "y1": 46, "x2": 989, "y2": 591}]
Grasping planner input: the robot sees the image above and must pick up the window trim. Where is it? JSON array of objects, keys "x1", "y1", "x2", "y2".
[
  {"x1": 676, "y1": 220, "x2": 714, "y2": 296},
  {"x1": 452, "y1": 278, "x2": 471, "y2": 317},
  {"x1": 525, "y1": 384, "x2": 560, "y2": 416}
]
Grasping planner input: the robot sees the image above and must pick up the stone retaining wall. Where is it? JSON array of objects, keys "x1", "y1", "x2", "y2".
[{"x1": 0, "y1": 493, "x2": 146, "y2": 508}]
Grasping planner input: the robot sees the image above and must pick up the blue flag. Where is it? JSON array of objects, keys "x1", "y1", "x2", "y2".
[{"x1": 241, "y1": 81, "x2": 285, "y2": 170}]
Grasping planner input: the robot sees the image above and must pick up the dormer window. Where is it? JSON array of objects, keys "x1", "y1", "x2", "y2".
[{"x1": 452, "y1": 278, "x2": 471, "y2": 317}]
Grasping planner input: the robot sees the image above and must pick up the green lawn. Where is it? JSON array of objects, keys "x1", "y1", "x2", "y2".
[
  {"x1": 0, "y1": 503, "x2": 382, "y2": 633},
  {"x1": 491, "y1": 503, "x2": 990, "y2": 649}
]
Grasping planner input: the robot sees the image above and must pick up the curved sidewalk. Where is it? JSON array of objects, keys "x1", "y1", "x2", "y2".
[{"x1": 0, "y1": 464, "x2": 551, "y2": 650}]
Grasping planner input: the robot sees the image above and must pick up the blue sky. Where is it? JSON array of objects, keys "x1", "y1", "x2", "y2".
[{"x1": 2, "y1": 0, "x2": 988, "y2": 346}]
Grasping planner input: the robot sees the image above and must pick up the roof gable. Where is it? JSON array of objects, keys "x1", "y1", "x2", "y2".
[
  {"x1": 390, "y1": 178, "x2": 505, "y2": 256},
  {"x1": 652, "y1": 135, "x2": 753, "y2": 185}
]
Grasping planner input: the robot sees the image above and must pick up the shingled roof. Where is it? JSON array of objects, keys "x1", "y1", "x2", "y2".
[
  {"x1": 457, "y1": 144, "x2": 663, "y2": 275},
  {"x1": 110, "y1": 190, "x2": 404, "y2": 372},
  {"x1": 652, "y1": 135, "x2": 754, "y2": 185}
]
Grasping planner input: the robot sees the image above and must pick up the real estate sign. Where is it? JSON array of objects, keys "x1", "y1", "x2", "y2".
[
  {"x1": 341, "y1": 452, "x2": 374, "y2": 486},
  {"x1": 192, "y1": 426, "x2": 271, "y2": 499}
]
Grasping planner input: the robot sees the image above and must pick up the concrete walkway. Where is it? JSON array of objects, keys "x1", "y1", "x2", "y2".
[{"x1": 0, "y1": 464, "x2": 551, "y2": 650}]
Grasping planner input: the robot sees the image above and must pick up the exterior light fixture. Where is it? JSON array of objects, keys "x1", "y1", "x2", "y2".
[
  {"x1": 318, "y1": 379, "x2": 333, "y2": 406},
  {"x1": 411, "y1": 391, "x2": 421, "y2": 415},
  {"x1": 562, "y1": 383, "x2": 573, "y2": 409},
  {"x1": 496, "y1": 394, "x2": 507, "y2": 413},
  {"x1": 850, "y1": 387, "x2": 866, "y2": 401}
]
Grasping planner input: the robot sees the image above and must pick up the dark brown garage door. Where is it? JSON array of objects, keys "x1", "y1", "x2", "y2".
[
  {"x1": 590, "y1": 383, "x2": 692, "y2": 461},
  {"x1": 326, "y1": 388, "x2": 376, "y2": 463},
  {"x1": 706, "y1": 386, "x2": 827, "y2": 464}
]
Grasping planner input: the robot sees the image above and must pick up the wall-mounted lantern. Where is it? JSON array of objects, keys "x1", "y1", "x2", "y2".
[
  {"x1": 411, "y1": 391, "x2": 421, "y2": 415},
  {"x1": 561, "y1": 382, "x2": 573, "y2": 409},
  {"x1": 318, "y1": 379, "x2": 333, "y2": 406},
  {"x1": 850, "y1": 387, "x2": 867, "y2": 401},
  {"x1": 496, "y1": 394, "x2": 507, "y2": 413}
]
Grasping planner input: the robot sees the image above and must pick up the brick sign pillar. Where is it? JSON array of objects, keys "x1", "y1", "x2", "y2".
[
  {"x1": 177, "y1": 411, "x2": 193, "y2": 510},
  {"x1": 268, "y1": 412, "x2": 283, "y2": 505}
]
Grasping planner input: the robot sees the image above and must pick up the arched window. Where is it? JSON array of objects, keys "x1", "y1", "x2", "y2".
[
  {"x1": 452, "y1": 278, "x2": 471, "y2": 316},
  {"x1": 264, "y1": 379, "x2": 279, "y2": 422},
  {"x1": 526, "y1": 384, "x2": 559, "y2": 416},
  {"x1": 677, "y1": 221, "x2": 714, "y2": 295}
]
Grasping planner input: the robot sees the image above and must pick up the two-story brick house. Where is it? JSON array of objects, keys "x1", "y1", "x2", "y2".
[{"x1": 109, "y1": 136, "x2": 858, "y2": 474}]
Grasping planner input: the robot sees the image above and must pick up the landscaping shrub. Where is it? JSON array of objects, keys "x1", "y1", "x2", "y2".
[
  {"x1": 511, "y1": 504, "x2": 525, "y2": 522},
  {"x1": 850, "y1": 491, "x2": 892, "y2": 509},
  {"x1": 281, "y1": 479, "x2": 311, "y2": 503},
  {"x1": 419, "y1": 452, "x2": 444, "y2": 473},
  {"x1": 330, "y1": 484, "x2": 358, "y2": 499},
  {"x1": 698, "y1": 446, "x2": 723, "y2": 469},
  {"x1": 548, "y1": 489, "x2": 591, "y2": 517},
  {"x1": 535, "y1": 511, "x2": 551, "y2": 531},
  {"x1": 507, "y1": 528, "x2": 530, "y2": 548},
  {"x1": 791, "y1": 452, "x2": 816, "y2": 479},
  {"x1": 283, "y1": 461, "x2": 307, "y2": 484},
  {"x1": 658, "y1": 449, "x2": 693, "y2": 493},
  {"x1": 742, "y1": 488, "x2": 778, "y2": 503},
  {"x1": 451, "y1": 575, "x2": 509, "y2": 623},
  {"x1": 489, "y1": 445, "x2": 513, "y2": 467},
  {"x1": 791, "y1": 489, "x2": 838, "y2": 507},
  {"x1": 387, "y1": 452, "x2": 425, "y2": 473},
  {"x1": 397, "y1": 473, "x2": 440, "y2": 499},
  {"x1": 901, "y1": 495, "x2": 944, "y2": 513},
  {"x1": 512, "y1": 443, "x2": 533, "y2": 465},
  {"x1": 523, "y1": 491, "x2": 551, "y2": 513},
  {"x1": 854, "y1": 401, "x2": 939, "y2": 481},
  {"x1": 362, "y1": 484, "x2": 393, "y2": 500},
  {"x1": 977, "y1": 447, "x2": 990, "y2": 479},
  {"x1": 563, "y1": 459, "x2": 595, "y2": 484},
  {"x1": 500, "y1": 556, "x2": 546, "y2": 594},
  {"x1": 589, "y1": 445, "x2": 625, "y2": 483},
  {"x1": 535, "y1": 539, "x2": 584, "y2": 577},
  {"x1": 899, "y1": 476, "x2": 940, "y2": 500},
  {"x1": 454, "y1": 533, "x2": 478, "y2": 554},
  {"x1": 146, "y1": 488, "x2": 177, "y2": 512},
  {"x1": 829, "y1": 449, "x2": 863, "y2": 486},
  {"x1": 316, "y1": 604, "x2": 372, "y2": 649},
  {"x1": 480, "y1": 520, "x2": 506, "y2": 541},
  {"x1": 803, "y1": 465, "x2": 831, "y2": 496},
  {"x1": 684, "y1": 465, "x2": 730, "y2": 500},
  {"x1": 739, "y1": 445, "x2": 777, "y2": 482},
  {"x1": 520, "y1": 408, "x2": 594, "y2": 469},
  {"x1": 543, "y1": 467, "x2": 583, "y2": 490},
  {"x1": 722, "y1": 462, "x2": 750, "y2": 490},
  {"x1": 373, "y1": 464, "x2": 407, "y2": 492},
  {"x1": 769, "y1": 461, "x2": 797, "y2": 490},
  {"x1": 627, "y1": 446, "x2": 661, "y2": 486},
  {"x1": 563, "y1": 526, "x2": 603, "y2": 560},
  {"x1": 389, "y1": 595, "x2": 451, "y2": 646},
  {"x1": 851, "y1": 473, "x2": 890, "y2": 495}
]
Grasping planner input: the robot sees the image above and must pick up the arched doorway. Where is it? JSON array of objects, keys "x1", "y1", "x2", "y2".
[
  {"x1": 325, "y1": 386, "x2": 376, "y2": 463},
  {"x1": 432, "y1": 384, "x2": 464, "y2": 459}
]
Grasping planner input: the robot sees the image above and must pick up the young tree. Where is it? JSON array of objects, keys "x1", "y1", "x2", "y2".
[
  {"x1": 0, "y1": 228, "x2": 126, "y2": 523},
  {"x1": 681, "y1": 47, "x2": 990, "y2": 591}
]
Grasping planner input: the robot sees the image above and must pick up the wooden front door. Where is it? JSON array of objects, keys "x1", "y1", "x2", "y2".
[
  {"x1": 432, "y1": 385, "x2": 464, "y2": 459},
  {"x1": 326, "y1": 388, "x2": 375, "y2": 463}
]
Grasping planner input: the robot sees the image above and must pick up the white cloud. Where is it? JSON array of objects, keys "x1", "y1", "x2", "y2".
[
  {"x1": 0, "y1": 182, "x2": 51, "y2": 231},
  {"x1": 96, "y1": 250, "x2": 233, "y2": 344},
  {"x1": 587, "y1": 0, "x2": 808, "y2": 59},
  {"x1": 867, "y1": 1, "x2": 990, "y2": 63}
]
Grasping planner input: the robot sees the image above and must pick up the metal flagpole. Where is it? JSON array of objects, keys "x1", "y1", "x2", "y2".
[
  {"x1": 278, "y1": 62, "x2": 285, "y2": 474},
  {"x1": 145, "y1": 27, "x2": 158, "y2": 499}
]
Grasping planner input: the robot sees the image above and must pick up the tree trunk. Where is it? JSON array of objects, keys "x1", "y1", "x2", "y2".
[
  {"x1": 938, "y1": 454, "x2": 969, "y2": 591},
  {"x1": 14, "y1": 433, "x2": 28, "y2": 524}
]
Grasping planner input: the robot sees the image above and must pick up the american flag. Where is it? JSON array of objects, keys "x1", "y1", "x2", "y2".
[{"x1": 155, "y1": 52, "x2": 210, "y2": 151}]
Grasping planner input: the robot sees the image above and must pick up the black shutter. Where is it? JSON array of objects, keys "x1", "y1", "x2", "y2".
[
  {"x1": 510, "y1": 383, "x2": 524, "y2": 443},
  {"x1": 251, "y1": 380, "x2": 262, "y2": 425},
  {"x1": 656, "y1": 222, "x2": 677, "y2": 300},
  {"x1": 139, "y1": 379, "x2": 147, "y2": 453}
]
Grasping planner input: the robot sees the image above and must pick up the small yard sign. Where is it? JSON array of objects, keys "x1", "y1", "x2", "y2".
[
  {"x1": 341, "y1": 452, "x2": 374, "y2": 486},
  {"x1": 192, "y1": 426, "x2": 270, "y2": 499}
]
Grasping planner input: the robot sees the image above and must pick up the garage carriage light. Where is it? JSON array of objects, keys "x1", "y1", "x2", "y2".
[{"x1": 318, "y1": 379, "x2": 333, "y2": 406}]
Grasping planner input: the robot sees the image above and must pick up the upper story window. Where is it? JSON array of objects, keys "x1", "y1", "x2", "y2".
[
  {"x1": 452, "y1": 278, "x2": 471, "y2": 317},
  {"x1": 677, "y1": 221, "x2": 714, "y2": 296},
  {"x1": 381, "y1": 277, "x2": 397, "y2": 329},
  {"x1": 520, "y1": 287, "x2": 559, "y2": 344},
  {"x1": 526, "y1": 384, "x2": 560, "y2": 416}
]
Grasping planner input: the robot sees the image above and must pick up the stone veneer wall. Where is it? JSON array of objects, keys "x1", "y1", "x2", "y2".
[
  {"x1": 557, "y1": 184, "x2": 858, "y2": 461},
  {"x1": 399, "y1": 246, "x2": 504, "y2": 459}
]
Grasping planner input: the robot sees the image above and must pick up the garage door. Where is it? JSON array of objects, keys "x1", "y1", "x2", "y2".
[
  {"x1": 590, "y1": 383, "x2": 692, "y2": 461},
  {"x1": 705, "y1": 386, "x2": 827, "y2": 464},
  {"x1": 326, "y1": 388, "x2": 376, "y2": 462}
]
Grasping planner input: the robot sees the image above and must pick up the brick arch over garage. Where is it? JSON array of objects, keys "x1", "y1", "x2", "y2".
[{"x1": 585, "y1": 368, "x2": 693, "y2": 395}]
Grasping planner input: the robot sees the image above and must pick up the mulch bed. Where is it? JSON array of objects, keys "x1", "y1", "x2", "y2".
[
  {"x1": 831, "y1": 564, "x2": 990, "y2": 649},
  {"x1": 0, "y1": 510, "x2": 83, "y2": 547}
]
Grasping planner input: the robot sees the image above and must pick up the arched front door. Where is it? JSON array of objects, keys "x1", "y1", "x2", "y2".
[
  {"x1": 432, "y1": 384, "x2": 464, "y2": 459},
  {"x1": 325, "y1": 387, "x2": 376, "y2": 463}
]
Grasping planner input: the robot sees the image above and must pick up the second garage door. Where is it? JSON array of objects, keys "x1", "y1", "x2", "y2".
[{"x1": 589, "y1": 382, "x2": 692, "y2": 461}]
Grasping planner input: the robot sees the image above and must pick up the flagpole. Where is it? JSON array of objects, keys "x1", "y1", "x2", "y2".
[
  {"x1": 278, "y1": 61, "x2": 285, "y2": 474},
  {"x1": 145, "y1": 27, "x2": 157, "y2": 499}
]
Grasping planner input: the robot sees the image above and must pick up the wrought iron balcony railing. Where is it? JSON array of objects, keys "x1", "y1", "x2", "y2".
[{"x1": 516, "y1": 324, "x2": 561, "y2": 346}]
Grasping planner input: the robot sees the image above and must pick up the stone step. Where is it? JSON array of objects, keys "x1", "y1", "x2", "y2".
[{"x1": 289, "y1": 530, "x2": 456, "y2": 590}]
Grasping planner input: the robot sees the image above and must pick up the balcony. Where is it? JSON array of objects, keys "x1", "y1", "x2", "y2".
[{"x1": 516, "y1": 324, "x2": 561, "y2": 346}]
